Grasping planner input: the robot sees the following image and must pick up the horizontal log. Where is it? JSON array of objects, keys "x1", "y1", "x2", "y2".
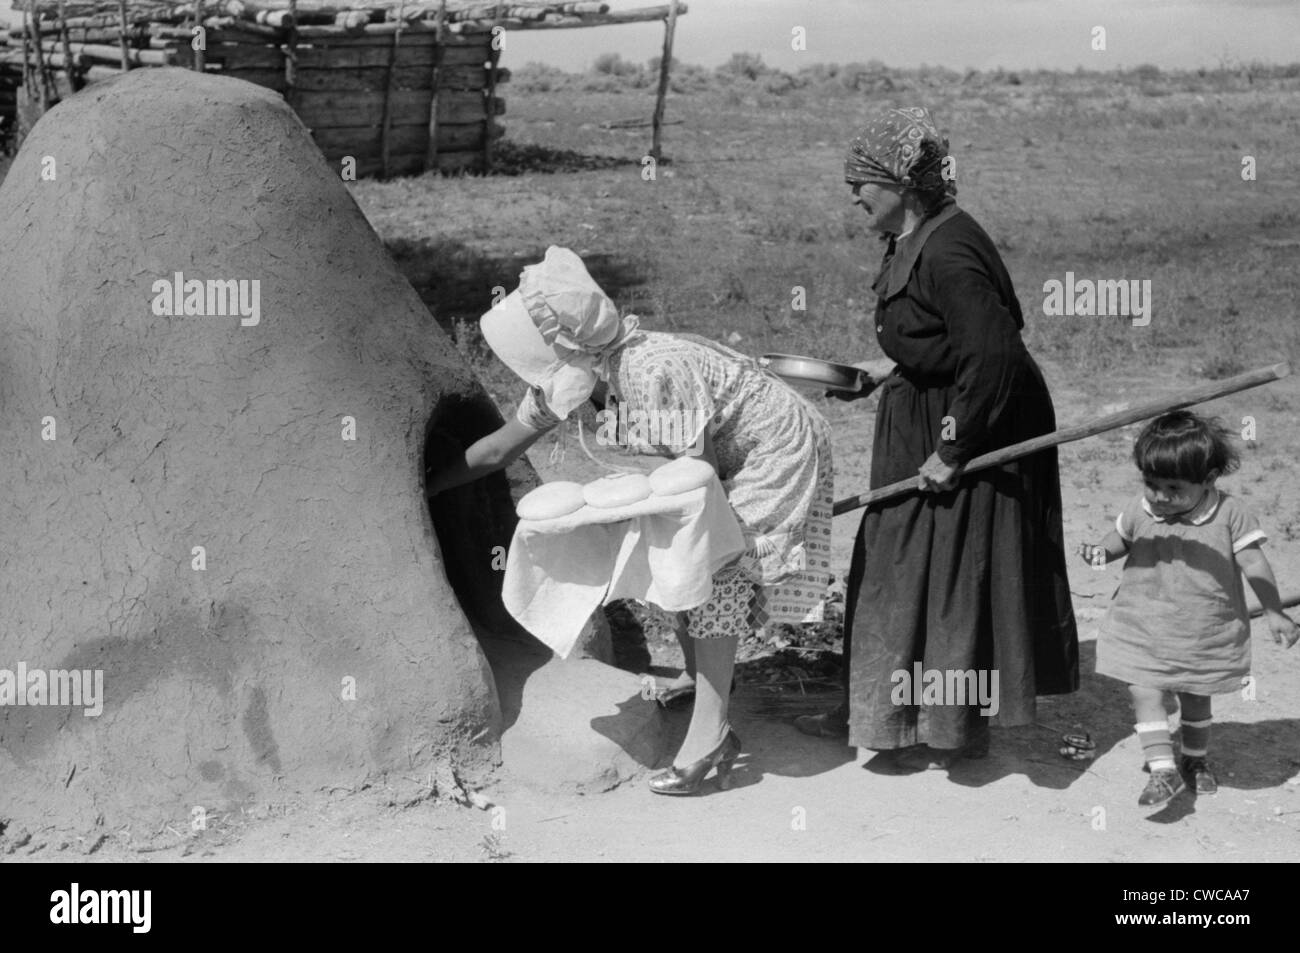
[
  {"x1": 23, "y1": 37, "x2": 173, "y2": 66},
  {"x1": 309, "y1": 41, "x2": 485, "y2": 68},
  {"x1": 151, "y1": 17, "x2": 285, "y2": 39},
  {"x1": 442, "y1": 64, "x2": 507, "y2": 89},
  {"x1": 395, "y1": 0, "x2": 606, "y2": 21},
  {"x1": 447, "y1": 17, "x2": 522, "y2": 34},
  {"x1": 301, "y1": 62, "x2": 496, "y2": 90},
  {"x1": 185, "y1": 42, "x2": 483, "y2": 69},
  {"x1": 12, "y1": 24, "x2": 153, "y2": 43},
  {"x1": 0, "y1": 49, "x2": 88, "y2": 70},
  {"x1": 173, "y1": 43, "x2": 285, "y2": 68},
  {"x1": 295, "y1": 86, "x2": 430, "y2": 118},
  {"x1": 294, "y1": 89, "x2": 499, "y2": 127},
  {"x1": 448, "y1": 3, "x2": 686, "y2": 32},
  {"x1": 215, "y1": 63, "x2": 505, "y2": 92},
  {"x1": 291, "y1": 23, "x2": 483, "y2": 44},
  {"x1": 16, "y1": 2, "x2": 180, "y2": 23},
  {"x1": 65, "y1": 27, "x2": 153, "y2": 44},
  {"x1": 61, "y1": 41, "x2": 174, "y2": 65},
  {"x1": 311, "y1": 123, "x2": 424, "y2": 154}
]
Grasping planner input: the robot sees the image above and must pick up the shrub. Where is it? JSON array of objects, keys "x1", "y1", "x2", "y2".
[
  {"x1": 763, "y1": 70, "x2": 801, "y2": 95},
  {"x1": 719, "y1": 52, "x2": 768, "y2": 81},
  {"x1": 512, "y1": 61, "x2": 575, "y2": 93},
  {"x1": 593, "y1": 52, "x2": 639, "y2": 77}
]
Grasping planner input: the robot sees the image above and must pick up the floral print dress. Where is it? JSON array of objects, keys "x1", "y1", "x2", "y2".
[{"x1": 516, "y1": 331, "x2": 834, "y2": 637}]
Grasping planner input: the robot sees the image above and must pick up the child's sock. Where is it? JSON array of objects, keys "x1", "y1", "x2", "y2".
[{"x1": 1136, "y1": 721, "x2": 1175, "y2": 771}]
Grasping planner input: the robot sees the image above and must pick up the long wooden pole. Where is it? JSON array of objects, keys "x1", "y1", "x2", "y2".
[
  {"x1": 649, "y1": 0, "x2": 677, "y2": 161},
  {"x1": 27, "y1": 10, "x2": 53, "y2": 109},
  {"x1": 283, "y1": 0, "x2": 298, "y2": 104},
  {"x1": 380, "y1": 0, "x2": 405, "y2": 178},
  {"x1": 116, "y1": 0, "x2": 129, "y2": 71},
  {"x1": 57, "y1": 0, "x2": 81, "y2": 92},
  {"x1": 832, "y1": 362, "x2": 1291, "y2": 517},
  {"x1": 423, "y1": 0, "x2": 446, "y2": 172},
  {"x1": 20, "y1": 11, "x2": 35, "y2": 110},
  {"x1": 482, "y1": 0, "x2": 502, "y2": 171},
  {"x1": 193, "y1": 0, "x2": 206, "y2": 72}
]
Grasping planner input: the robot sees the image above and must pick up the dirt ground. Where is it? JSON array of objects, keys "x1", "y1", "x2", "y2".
[{"x1": 4, "y1": 68, "x2": 1300, "y2": 863}]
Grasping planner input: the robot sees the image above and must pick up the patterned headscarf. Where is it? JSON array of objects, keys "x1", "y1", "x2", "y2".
[{"x1": 844, "y1": 106, "x2": 956, "y2": 196}]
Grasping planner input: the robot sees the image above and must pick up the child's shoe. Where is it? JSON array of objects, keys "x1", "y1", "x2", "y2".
[
  {"x1": 1138, "y1": 767, "x2": 1186, "y2": 806},
  {"x1": 1180, "y1": 756, "x2": 1218, "y2": 795}
]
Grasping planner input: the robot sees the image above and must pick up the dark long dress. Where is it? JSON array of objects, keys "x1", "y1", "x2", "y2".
[{"x1": 845, "y1": 198, "x2": 1079, "y2": 751}]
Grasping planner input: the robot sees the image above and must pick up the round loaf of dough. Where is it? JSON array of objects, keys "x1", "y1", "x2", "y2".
[
  {"x1": 516, "y1": 481, "x2": 587, "y2": 520},
  {"x1": 648, "y1": 457, "x2": 715, "y2": 496},
  {"x1": 583, "y1": 473, "x2": 653, "y2": 509}
]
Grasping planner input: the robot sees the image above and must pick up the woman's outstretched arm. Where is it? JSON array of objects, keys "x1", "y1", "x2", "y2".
[{"x1": 427, "y1": 418, "x2": 549, "y2": 497}]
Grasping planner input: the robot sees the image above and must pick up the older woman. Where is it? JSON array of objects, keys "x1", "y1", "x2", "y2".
[{"x1": 797, "y1": 107, "x2": 1079, "y2": 769}]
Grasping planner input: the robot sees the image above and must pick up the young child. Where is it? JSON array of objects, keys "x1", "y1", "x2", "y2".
[{"x1": 1079, "y1": 410, "x2": 1297, "y2": 807}]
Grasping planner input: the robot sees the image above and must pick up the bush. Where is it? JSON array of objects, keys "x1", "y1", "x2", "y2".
[
  {"x1": 719, "y1": 52, "x2": 768, "y2": 82},
  {"x1": 669, "y1": 62, "x2": 712, "y2": 94},
  {"x1": 593, "y1": 52, "x2": 639, "y2": 77},
  {"x1": 647, "y1": 55, "x2": 680, "y2": 74},
  {"x1": 763, "y1": 70, "x2": 801, "y2": 95},
  {"x1": 512, "y1": 61, "x2": 575, "y2": 93}
]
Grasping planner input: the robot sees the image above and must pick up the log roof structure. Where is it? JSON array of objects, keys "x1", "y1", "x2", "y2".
[{"x1": 0, "y1": 0, "x2": 687, "y2": 175}]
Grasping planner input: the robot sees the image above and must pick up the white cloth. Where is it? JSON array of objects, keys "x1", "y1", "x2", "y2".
[{"x1": 502, "y1": 474, "x2": 746, "y2": 658}]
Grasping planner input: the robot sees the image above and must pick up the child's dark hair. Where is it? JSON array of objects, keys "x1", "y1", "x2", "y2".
[{"x1": 1132, "y1": 410, "x2": 1240, "y2": 482}]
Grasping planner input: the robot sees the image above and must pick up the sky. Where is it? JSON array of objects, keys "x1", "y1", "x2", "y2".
[{"x1": 3, "y1": 0, "x2": 1297, "y2": 72}]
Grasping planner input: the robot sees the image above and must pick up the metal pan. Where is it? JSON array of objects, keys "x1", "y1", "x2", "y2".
[{"x1": 759, "y1": 353, "x2": 867, "y2": 392}]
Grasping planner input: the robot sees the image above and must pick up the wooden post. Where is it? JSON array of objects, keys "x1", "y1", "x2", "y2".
[
  {"x1": 57, "y1": 0, "x2": 82, "y2": 92},
  {"x1": 649, "y1": 0, "x2": 679, "y2": 161},
  {"x1": 20, "y1": 11, "x2": 35, "y2": 108},
  {"x1": 423, "y1": 0, "x2": 446, "y2": 173},
  {"x1": 283, "y1": 0, "x2": 299, "y2": 108},
  {"x1": 117, "y1": 0, "x2": 130, "y2": 72},
  {"x1": 380, "y1": 0, "x2": 406, "y2": 178},
  {"x1": 26, "y1": 10, "x2": 53, "y2": 109},
  {"x1": 194, "y1": 0, "x2": 206, "y2": 72},
  {"x1": 483, "y1": 1, "x2": 502, "y2": 171}
]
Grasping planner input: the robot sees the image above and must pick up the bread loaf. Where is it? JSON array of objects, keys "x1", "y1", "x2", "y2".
[
  {"x1": 648, "y1": 457, "x2": 715, "y2": 496},
  {"x1": 582, "y1": 473, "x2": 653, "y2": 508},
  {"x1": 517, "y1": 481, "x2": 587, "y2": 520}
]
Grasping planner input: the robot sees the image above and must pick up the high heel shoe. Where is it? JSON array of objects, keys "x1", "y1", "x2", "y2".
[{"x1": 648, "y1": 730, "x2": 742, "y2": 796}]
